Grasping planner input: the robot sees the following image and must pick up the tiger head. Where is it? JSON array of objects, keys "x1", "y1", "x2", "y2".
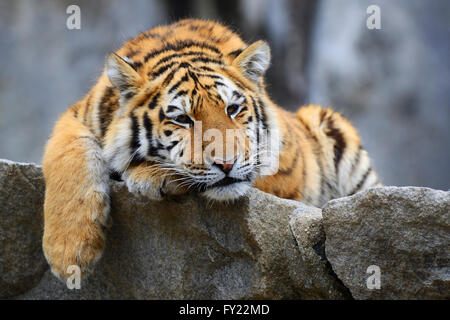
[{"x1": 103, "y1": 40, "x2": 279, "y2": 201}]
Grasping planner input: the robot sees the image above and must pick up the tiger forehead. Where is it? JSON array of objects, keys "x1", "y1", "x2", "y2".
[
  {"x1": 164, "y1": 74, "x2": 244, "y2": 114},
  {"x1": 120, "y1": 19, "x2": 246, "y2": 70}
]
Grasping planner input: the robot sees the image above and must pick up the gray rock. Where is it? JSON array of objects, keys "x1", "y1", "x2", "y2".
[
  {"x1": 289, "y1": 204, "x2": 352, "y2": 299},
  {"x1": 0, "y1": 159, "x2": 345, "y2": 299},
  {"x1": 4, "y1": 159, "x2": 449, "y2": 299},
  {"x1": 323, "y1": 187, "x2": 450, "y2": 299},
  {"x1": 0, "y1": 159, "x2": 48, "y2": 298}
]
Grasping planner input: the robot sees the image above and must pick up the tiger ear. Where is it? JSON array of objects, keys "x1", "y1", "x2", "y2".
[
  {"x1": 232, "y1": 40, "x2": 271, "y2": 83},
  {"x1": 105, "y1": 53, "x2": 141, "y2": 97}
]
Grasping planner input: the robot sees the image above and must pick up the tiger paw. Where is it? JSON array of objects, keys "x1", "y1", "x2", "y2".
[
  {"x1": 43, "y1": 219, "x2": 106, "y2": 281},
  {"x1": 124, "y1": 174, "x2": 164, "y2": 200},
  {"x1": 42, "y1": 187, "x2": 111, "y2": 282}
]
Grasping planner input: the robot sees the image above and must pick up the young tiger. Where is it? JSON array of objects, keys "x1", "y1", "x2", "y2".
[{"x1": 42, "y1": 19, "x2": 380, "y2": 280}]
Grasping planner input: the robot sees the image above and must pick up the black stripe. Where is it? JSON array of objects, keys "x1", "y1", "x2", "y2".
[
  {"x1": 232, "y1": 90, "x2": 242, "y2": 98},
  {"x1": 251, "y1": 97, "x2": 261, "y2": 127},
  {"x1": 250, "y1": 97, "x2": 261, "y2": 165},
  {"x1": 301, "y1": 150, "x2": 308, "y2": 202},
  {"x1": 325, "y1": 118, "x2": 346, "y2": 173},
  {"x1": 228, "y1": 49, "x2": 243, "y2": 58},
  {"x1": 187, "y1": 69, "x2": 200, "y2": 85},
  {"x1": 189, "y1": 24, "x2": 199, "y2": 31},
  {"x1": 349, "y1": 167, "x2": 372, "y2": 195},
  {"x1": 143, "y1": 112, "x2": 153, "y2": 141},
  {"x1": 294, "y1": 117, "x2": 328, "y2": 202},
  {"x1": 109, "y1": 170, "x2": 123, "y2": 182},
  {"x1": 320, "y1": 109, "x2": 328, "y2": 124},
  {"x1": 349, "y1": 145, "x2": 363, "y2": 176},
  {"x1": 148, "y1": 92, "x2": 160, "y2": 110},
  {"x1": 143, "y1": 112, "x2": 158, "y2": 157},
  {"x1": 99, "y1": 87, "x2": 115, "y2": 105},
  {"x1": 179, "y1": 62, "x2": 194, "y2": 69},
  {"x1": 124, "y1": 91, "x2": 135, "y2": 99},
  {"x1": 304, "y1": 123, "x2": 326, "y2": 201},
  {"x1": 167, "y1": 105, "x2": 179, "y2": 113},
  {"x1": 168, "y1": 73, "x2": 189, "y2": 94},
  {"x1": 192, "y1": 94, "x2": 202, "y2": 114},
  {"x1": 166, "y1": 140, "x2": 179, "y2": 151},
  {"x1": 162, "y1": 68, "x2": 177, "y2": 86},
  {"x1": 257, "y1": 99, "x2": 268, "y2": 130},
  {"x1": 200, "y1": 66, "x2": 214, "y2": 72},
  {"x1": 83, "y1": 94, "x2": 92, "y2": 125},
  {"x1": 150, "y1": 61, "x2": 177, "y2": 79},
  {"x1": 130, "y1": 113, "x2": 141, "y2": 155},
  {"x1": 153, "y1": 51, "x2": 217, "y2": 70},
  {"x1": 190, "y1": 56, "x2": 223, "y2": 65},
  {"x1": 143, "y1": 40, "x2": 221, "y2": 62},
  {"x1": 195, "y1": 73, "x2": 222, "y2": 80},
  {"x1": 131, "y1": 61, "x2": 142, "y2": 70},
  {"x1": 159, "y1": 108, "x2": 165, "y2": 122},
  {"x1": 313, "y1": 143, "x2": 326, "y2": 204},
  {"x1": 136, "y1": 91, "x2": 152, "y2": 107},
  {"x1": 98, "y1": 87, "x2": 116, "y2": 138},
  {"x1": 298, "y1": 117, "x2": 312, "y2": 134},
  {"x1": 141, "y1": 31, "x2": 162, "y2": 40},
  {"x1": 126, "y1": 49, "x2": 141, "y2": 58},
  {"x1": 174, "y1": 90, "x2": 188, "y2": 99},
  {"x1": 286, "y1": 190, "x2": 300, "y2": 200}
]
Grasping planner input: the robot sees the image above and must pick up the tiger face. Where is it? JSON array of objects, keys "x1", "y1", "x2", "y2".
[{"x1": 103, "y1": 40, "x2": 278, "y2": 201}]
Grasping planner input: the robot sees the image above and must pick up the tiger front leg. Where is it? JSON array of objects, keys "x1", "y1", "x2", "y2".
[{"x1": 42, "y1": 112, "x2": 111, "y2": 281}]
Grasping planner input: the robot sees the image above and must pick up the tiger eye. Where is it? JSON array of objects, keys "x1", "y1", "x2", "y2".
[
  {"x1": 174, "y1": 114, "x2": 193, "y2": 126},
  {"x1": 227, "y1": 104, "x2": 240, "y2": 117}
]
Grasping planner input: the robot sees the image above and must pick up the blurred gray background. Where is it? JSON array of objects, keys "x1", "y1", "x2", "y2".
[{"x1": 0, "y1": 0, "x2": 448, "y2": 190}]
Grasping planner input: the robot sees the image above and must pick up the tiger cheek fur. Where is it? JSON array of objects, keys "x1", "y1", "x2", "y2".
[{"x1": 42, "y1": 19, "x2": 380, "y2": 281}]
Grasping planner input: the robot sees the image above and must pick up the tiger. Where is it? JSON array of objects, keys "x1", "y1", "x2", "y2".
[{"x1": 42, "y1": 19, "x2": 381, "y2": 280}]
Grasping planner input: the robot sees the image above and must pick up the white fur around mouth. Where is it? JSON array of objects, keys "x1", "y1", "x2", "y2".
[{"x1": 200, "y1": 181, "x2": 251, "y2": 201}]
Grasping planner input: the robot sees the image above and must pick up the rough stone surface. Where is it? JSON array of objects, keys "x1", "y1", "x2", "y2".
[
  {"x1": 18, "y1": 186, "x2": 346, "y2": 300},
  {"x1": 0, "y1": 160, "x2": 345, "y2": 299},
  {"x1": 0, "y1": 160, "x2": 47, "y2": 298},
  {"x1": 323, "y1": 187, "x2": 450, "y2": 299},
  {"x1": 2, "y1": 160, "x2": 449, "y2": 299},
  {"x1": 289, "y1": 204, "x2": 352, "y2": 299}
]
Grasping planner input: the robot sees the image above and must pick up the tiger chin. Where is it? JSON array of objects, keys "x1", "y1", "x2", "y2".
[{"x1": 42, "y1": 19, "x2": 381, "y2": 281}]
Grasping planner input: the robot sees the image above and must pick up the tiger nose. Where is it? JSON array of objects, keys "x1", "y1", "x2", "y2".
[{"x1": 213, "y1": 156, "x2": 237, "y2": 174}]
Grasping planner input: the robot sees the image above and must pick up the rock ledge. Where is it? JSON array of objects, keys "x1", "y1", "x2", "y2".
[{"x1": 0, "y1": 159, "x2": 448, "y2": 299}]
